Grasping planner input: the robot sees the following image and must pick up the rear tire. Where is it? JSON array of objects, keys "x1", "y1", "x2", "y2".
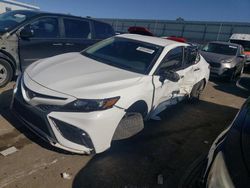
[
  {"x1": 0, "y1": 59, "x2": 13, "y2": 88},
  {"x1": 189, "y1": 80, "x2": 205, "y2": 102},
  {"x1": 178, "y1": 154, "x2": 207, "y2": 188}
]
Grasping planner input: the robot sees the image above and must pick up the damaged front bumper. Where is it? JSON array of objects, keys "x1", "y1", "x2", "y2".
[{"x1": 11, "y1": 75, "x2": 126, "y2": 154}]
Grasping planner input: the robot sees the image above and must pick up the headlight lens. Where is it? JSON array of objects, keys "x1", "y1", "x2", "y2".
[
  {"x1": 206, "y1": 152, "x2": 234, "y2": 188},
  {"x1": 221, "y1": 59, "x2": 232, "y2": 64},
  {"x1": 62, "y1": 97, "x2": 120, "y2": 112}
]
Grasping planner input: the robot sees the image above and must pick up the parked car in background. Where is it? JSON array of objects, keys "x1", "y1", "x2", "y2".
[
  {"x1": 200, "y1": 41, "x2": 245, "y2": 81},
  {"x1": 162, "y1": 36, "x2": 187, "y2": 43},
  {"x1": 127, "y1": 26, "x2": 188, "y2": 43},
  {"x1": 12, "y1": 34, "x2": 210, "y2": 154},
  {"x1": 0, "y1": 10, "x2": 115, "y2": 87},
  {"x1": 229, "y1": 33, "x2": 250, "y2": 67},
  {"x1": 179, "y1": 97, "x2": 250, "y2": 188},
  {"x1": 128, "y1": 26, "x2": 154, "y2": 36}
]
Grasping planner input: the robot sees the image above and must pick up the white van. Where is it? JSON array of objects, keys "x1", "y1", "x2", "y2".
[{"x1": 229, "y1": 33, "x2": 250, "y2": 66}]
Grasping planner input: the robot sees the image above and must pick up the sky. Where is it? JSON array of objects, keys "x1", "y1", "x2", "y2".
[{"x1": 20, "y1": 0, "x2": 250, "y2": 22}]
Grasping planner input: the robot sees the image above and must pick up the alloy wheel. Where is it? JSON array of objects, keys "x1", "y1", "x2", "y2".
[{"x1": 0, "y1": 64, "x2": 8, "y2": 85}]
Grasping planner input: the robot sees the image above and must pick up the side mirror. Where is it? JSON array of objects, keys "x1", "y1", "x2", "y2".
[
  {"x1": 159, "y1": 69, "x2": 180, "y2": 83},
  {"x1": 19, "y1": 26, "x2": 34, "y2": 39}
]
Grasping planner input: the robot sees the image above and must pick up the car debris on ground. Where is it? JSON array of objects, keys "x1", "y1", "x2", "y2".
[{"x1": 0, "y1": 146, "x2": 18, "y2": 156}]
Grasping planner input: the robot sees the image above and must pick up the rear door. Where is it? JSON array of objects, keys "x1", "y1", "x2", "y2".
[
  {"x1": 178, "y1": 46, "x2": 200, "y2": 95},
  {"x1": 19, "y1": 16, "x2": 64, "y2": 70},
  {"x1": 62, "y1": 18, "x2": 96, "y2": 53}
]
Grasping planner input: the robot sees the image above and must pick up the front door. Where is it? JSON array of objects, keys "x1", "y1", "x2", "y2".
[
  {"x1": 19, "y1": 17, "x2": 64, "y2": 70},
  {"x1": 152, "y1": 46, "x2": 185, "y2": 117}
]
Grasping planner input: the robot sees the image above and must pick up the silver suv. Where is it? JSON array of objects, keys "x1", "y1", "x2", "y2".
[{"x1": 200, "y1": 41, "x2": 245, "y2": 81}]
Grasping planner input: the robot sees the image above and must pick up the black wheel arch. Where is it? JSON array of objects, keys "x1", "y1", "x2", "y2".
[{"x1": 125, "y1": 100, "x2": 148, "y2": 119}]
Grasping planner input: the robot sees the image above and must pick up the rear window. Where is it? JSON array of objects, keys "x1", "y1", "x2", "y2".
[
  {"x1": 230, "y1": 39, "x2": 250, "y2": 51},
  {"x1": 63, "y1": 18, "x2": 91, "y2": 39},
  {"x1": 93, "y1": 21, "x2": 114, "y2": 39},
  {"x1": 202, "y1": 43, "x2": 238, "y2": 56}
]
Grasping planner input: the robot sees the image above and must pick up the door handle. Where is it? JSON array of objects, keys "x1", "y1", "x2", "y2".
[
  {"x1": 52, "y1": 43, "x2": 63, "y2": 46},
  {"x1": 65, "y1": 43, "x2": 74, "y2": 46},
  {"x1": 194, "y1": 68, "x2": 200, "y2": 72}
]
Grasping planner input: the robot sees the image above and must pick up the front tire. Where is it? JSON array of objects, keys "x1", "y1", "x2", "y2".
[
  {"x1": 112, "y1": 113, "x2": 144, "y2": 140},
  {"x1": 226, "y1": 68, "x2": 237, "y2": 82},
  {"x1": 0, "y1": 59, "x2": 13, "y2": 88}
]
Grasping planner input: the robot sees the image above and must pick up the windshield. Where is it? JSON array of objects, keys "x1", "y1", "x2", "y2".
[
  {"x1": 0, "y1": 11, "x2": 37, "y2": 34},
  {"x1": 230, "y1": 39, "x2": 250, "y2": 51},
  {"x1": 82, "y1": 37, "x2": 163, "y2": 74},
  {"x1": 202, "y1": 43, "x2": 238, "y2": 56}
]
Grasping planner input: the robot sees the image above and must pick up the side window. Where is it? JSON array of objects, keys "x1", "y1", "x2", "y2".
[
  {"x1": 29, "y1": 17, "x2": 59, "y2": 38},
  {"x1": 158, "y1": 47, "x2": 183, "y2": 72},
  {"x1": 93, "y1": 21, "x2": 114, "y2": 39},
  {"x1": 184, "y1": 46, "x2": 199, "y2": 65},
  {"x1": 63, "y1": 18, "x2": 91, "y2": 39}
]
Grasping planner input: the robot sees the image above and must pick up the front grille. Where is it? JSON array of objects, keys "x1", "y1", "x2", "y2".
[
  {"x1": 23, "y1": 83, "x2": 67, "y2": 100},
  {"x1": 207, "y1": 61, "x2": 221, "y2": 68},
  {"x1": 13, "y1": 98, "x2": 55, "y2": 140},
  {"x1": 37, "y1": 104, "x2": 60, "y2": 112}
]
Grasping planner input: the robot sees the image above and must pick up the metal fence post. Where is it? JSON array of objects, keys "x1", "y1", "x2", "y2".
[
  {"x1": 181, "y1": 23, "x2": 185, "y2": 37},
  {"x1": 202, "y1": 24, "x2": 207, "y2": 42},
  {"x1": 216, "y1": 23, "x2": 223, "y2": 41}
]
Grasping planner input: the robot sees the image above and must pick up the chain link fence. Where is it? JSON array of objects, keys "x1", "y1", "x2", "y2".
[{"x1": 99, "y1": 18, "x2": 250, "y2": 43}]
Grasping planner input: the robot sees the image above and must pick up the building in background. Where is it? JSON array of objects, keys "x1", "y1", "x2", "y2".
[{"x1": 0, "y1": 0, "x2": 39, "y2": 13}]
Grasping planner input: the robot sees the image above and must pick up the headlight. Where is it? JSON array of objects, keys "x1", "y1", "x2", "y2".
[
  {"x1": 221, "y1": 59, "x2": 232, "y2": 64},
  {"x1": 62, "y1": 97, "x2": 120, "y2": 112},
  {"x1": 206, "y1": 152, "x2": 234, "y2": 188}
]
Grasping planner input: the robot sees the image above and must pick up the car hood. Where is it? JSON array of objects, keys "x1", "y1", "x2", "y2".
[
  {"x1": 199, "y1": 51, "x2": 235, "y2": 63},
  {"x1": 25, "y1": 52, "x2": 143, "y2": 98}
]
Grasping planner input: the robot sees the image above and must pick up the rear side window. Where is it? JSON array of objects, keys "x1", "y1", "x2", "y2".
[
  {"x1": 93, "y1": 21, "x2": 114, "y2": 39},
  {"x1": 158, "y1": 47, "x2": 183, "y2": 71},
  {"x1": 63, "y1": 18, "x2": 91, "y2": 39},
  {"x1": 184, "y1": 46, "x2": 199, "y2": 65},
  {"x1": 29, "y1": 17, "x2": 59, "y2": 38}
]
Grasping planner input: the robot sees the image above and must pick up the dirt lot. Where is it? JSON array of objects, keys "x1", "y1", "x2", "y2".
[{"x1": 0, "y1": 75, "x2": 249, "y2": 188}]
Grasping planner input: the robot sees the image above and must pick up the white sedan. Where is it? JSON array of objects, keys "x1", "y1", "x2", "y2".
[{"x1": 12, "y1": 34, "x2": 210, "y2": 154}]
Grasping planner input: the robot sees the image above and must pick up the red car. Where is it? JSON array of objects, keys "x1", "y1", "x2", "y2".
[
  {"x1": 128, "y1": 27, "x2": 187, "y2": 43},
  {"x1": 128, "y1": 26, "x2": 154, "y2": 36},
  {"x1": 162, "y1": 36, "x2": 187, "y2": 43}
]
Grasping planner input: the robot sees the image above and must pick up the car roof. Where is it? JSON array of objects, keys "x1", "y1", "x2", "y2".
[
  {"x1": 230, "y1": 33, "x2": 250, "y2": 41},
  {"x1": 118, "y1": 34, "x2": 184, "y2": 47},
  {"x1": 10, "y1": 10, "x2": 104, "y2": 23},
  {"x1": 209, "y1": 41, "x2": 241, "y2": 47}
]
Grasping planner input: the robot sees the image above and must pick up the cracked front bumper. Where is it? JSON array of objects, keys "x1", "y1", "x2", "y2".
[{"x1": 11, "y1": 75, "x2": 126, "y2": 154}]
